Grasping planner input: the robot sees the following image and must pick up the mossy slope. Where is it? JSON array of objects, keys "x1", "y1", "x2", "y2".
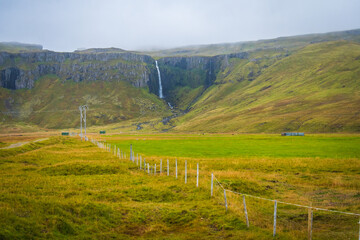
[{"x1": 174, "y1": 41, "x2": 360, "y2": 133}]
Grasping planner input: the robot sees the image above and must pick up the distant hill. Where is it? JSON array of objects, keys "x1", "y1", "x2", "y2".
[
  {"x1": 0, "y1": 42, "x2": 43, "y2": 53},
  {"x1": 75, "y1": 47, "x2": 132, "y2": 54},
  {"x1": 145, "y1": 29, "x2": 360, "y2": 57}
]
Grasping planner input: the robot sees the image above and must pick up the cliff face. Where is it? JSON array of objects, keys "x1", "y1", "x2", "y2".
[
  {"x1": 157, "y1": 52, "x2": 248, "y2": 106},
  {"x1": 0, "y1": 50, "x2": 249, "y2": 106},
  {"x1": 0, "y1": 51, "x2": 157, "y2": 90}
]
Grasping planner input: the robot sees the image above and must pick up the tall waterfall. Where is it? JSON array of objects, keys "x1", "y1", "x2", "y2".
[{"x1": 155, "y1": 60, "x2": 164, "y2": 98}]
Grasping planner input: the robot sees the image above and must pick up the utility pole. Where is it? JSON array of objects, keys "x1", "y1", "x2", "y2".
[
  {"x1": 84, "y1": 105, "x2": 88, "y2": 140},
  {"x1": 79, "y1": 106, "x2": 83, "y2": 141},
  {"x1": 79, "y1": 105, "x2": 88, "y2": 141}
]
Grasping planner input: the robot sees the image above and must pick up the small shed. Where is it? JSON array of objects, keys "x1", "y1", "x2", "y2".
[
  {"x1": 281, "y1": 132, "x2": 305, "y2": 136},
  {"x1": 100, "y1": 131, "x2": 106, "y2": 134},
  {"x1": 61, "y1": 132, "x2": 69, "y2": 136}
]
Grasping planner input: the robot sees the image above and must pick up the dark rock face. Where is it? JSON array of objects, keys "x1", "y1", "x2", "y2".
[
  {"x1": 1, "y1": 67, "x2": 20, "y2": 89},
  {"x1": 0, "y1": 51, "x2": 156, "y2": 90},
  {"x1": 156, "y1": 52, "x2": 248, "y2": 99}
]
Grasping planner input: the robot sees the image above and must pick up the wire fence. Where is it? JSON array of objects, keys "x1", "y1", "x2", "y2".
[{"x1": 88, "y1": 137, "x2": 360, "y2": 239}]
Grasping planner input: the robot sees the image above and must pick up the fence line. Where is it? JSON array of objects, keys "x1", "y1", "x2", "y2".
[
  {"x1": 212, "y1": 173, "x2": 360, "y2": 217},
  {"x1": 89, "y1": 138, "x2": 360, "y2": 239}
]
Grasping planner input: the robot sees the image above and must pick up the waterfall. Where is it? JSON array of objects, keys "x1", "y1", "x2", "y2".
[
  {"x1": 155, "y1": 60, "x2": 164, "y2": 98},
  {"x1": 168, "y1": 102, "x2": 173, "y2": 109}
]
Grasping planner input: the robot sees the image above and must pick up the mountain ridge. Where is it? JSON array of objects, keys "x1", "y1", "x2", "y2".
[{"x1": 1, "y1": 29, "x2": 360, "y2": 133}]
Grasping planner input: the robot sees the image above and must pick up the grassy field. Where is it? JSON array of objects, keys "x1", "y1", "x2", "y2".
[
  {"x1": 106, "y1": 133, "x2": 360, "y2": 239},
  {"x1": 105, "y1": 134, "x2": 360, "y2": 159},
  {"x1": 0, "y1": 133, "x2": 359, "y2": 239}
]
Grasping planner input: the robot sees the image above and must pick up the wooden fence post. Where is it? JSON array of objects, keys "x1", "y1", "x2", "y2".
[
  {"x1": 185, "y1": 160, "x2": 187, "y2": 184},
  {"x1": 196, "y1": 163, "x2": 199, "y2": 187},
  {"x1": 211, "y1": 173, "x2": 213, "y2": 197},
  {"x1": 147, "y1": 163, "x2": 150, "y2": 174},
  {"x1": 243, "y1": 195, "x2": 249, "y2": 228},
  {"x1": 308, "y1": 203, "x2": 313, "y2": 240},
  {"x1": 167, "y1": 159, "x2": 169, "y2": 176},
  {"x1": 144, "y1": 159, "x2": 146, "y2": 172},
  {"x1": 224, "y1": 189, "x2": 228, "y2": 211},
  {"x1": 176, "y1": 159, "x2": 178, "y2": 179},
  {"x1": 154, "y1": 164, "x2": 156, "y2": 175},
  {"x1": 273, "y1": 200, "x2": 277, "y2": 237}
]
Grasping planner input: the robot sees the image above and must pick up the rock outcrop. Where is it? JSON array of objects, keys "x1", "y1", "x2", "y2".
[
  {"x1": 157, "y1": 52, "x2": 248, "y2": 99},
  {"x1": 0, "y1": 51, "x2": 157, "y2": 90},
  {"x1": 0, "y1": 49, "x2": 248, "y2": 101}
]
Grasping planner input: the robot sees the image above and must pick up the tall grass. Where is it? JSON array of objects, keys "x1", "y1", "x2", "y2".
[{"x1": 0, "y1": 134, "x2": 359, "y2": 239}]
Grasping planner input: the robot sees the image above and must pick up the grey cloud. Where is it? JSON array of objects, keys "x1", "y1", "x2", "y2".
[{"x1": 0, "y1": 0, "x2": 359, "y2": 52}]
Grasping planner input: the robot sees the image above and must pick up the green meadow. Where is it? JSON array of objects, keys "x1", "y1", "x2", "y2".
[
  {"x1": 0, "y1": 134, "x2": 359, "y2": 239},
  {"x1": 106, "y1": 134, "x2": 360, "y2": 159}
]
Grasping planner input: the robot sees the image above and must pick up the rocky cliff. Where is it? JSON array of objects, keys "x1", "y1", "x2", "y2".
[
  {"x1": 0, "y1": 51, "x2": 158, "y2": 90},
  {"x1": 0, "y1": 49, "x2": 249, "y2": 106},
  {"x1": 157, "y1": 52, "x2": 248, "y2": 106}
]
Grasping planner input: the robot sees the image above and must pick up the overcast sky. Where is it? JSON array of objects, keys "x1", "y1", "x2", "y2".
[{"x1": 0, "y1": 0, "x2": 359, "y2": 52}]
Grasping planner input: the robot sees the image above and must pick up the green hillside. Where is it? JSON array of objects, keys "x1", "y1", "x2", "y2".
[
  {"x1": 147, "y1": 29, "x2": 360, "y2": 57},
  {"x1": 173, "y1": 41, "x2": 360, "y2": 133},
  {"x1": 0, "y1": 75, "x2": 170, "y2": 130}
]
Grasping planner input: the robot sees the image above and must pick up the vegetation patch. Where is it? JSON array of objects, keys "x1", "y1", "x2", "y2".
[
  {"x1": 128, "y1": 187, "x2": 177, "y2": 202},
  {"x1": 222, "y1": 179, "x2": 271, "y2": 196},
  {"x1": 162, "y1": 209, "x2": 196, "y2": 226},
  {"x1": 41, "y1": 163, "x2": 123, "y2": 176}
]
